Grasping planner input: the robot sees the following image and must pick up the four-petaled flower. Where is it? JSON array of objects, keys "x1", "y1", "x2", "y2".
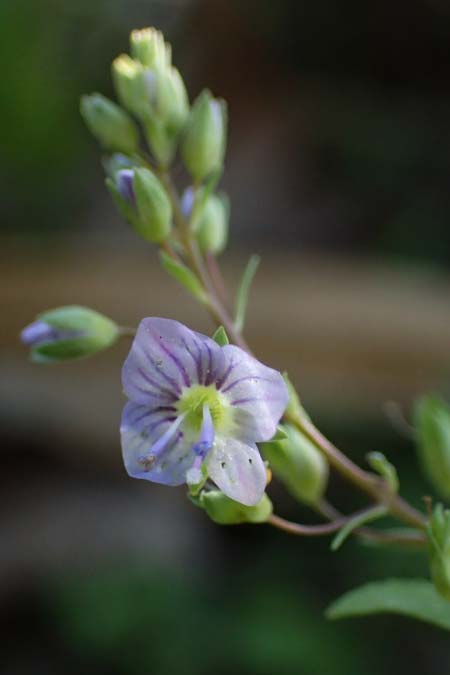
[{"x1": 120, "y1": 318, "x2": 289, "y2": 505}]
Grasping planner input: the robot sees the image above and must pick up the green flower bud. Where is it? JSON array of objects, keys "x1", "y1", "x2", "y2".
[
  {"x1": 133, "y1": 167, "x2": 172, "y2": 242},
  {"x1": 182, "y1": 90, "x2": 227, "y2": 182},
  {"x1": 198, "y1": 490, "x2": 273, "y2": 525},
  {"x1": 130, "y1": 27, "x2": 171, "y2": 70},
  {"x1": 21, "y1": 306, "x2": 119, "y2": 363},
  {"x1": 80, "y1": 94, "x2": 139, "y2": 155},
  {"x1": 196, "y1": 193, "x2": 229, "y2": 255},
  {"x1": 112, "y1": 55, "x2": 149, "y2": 120},
  {"x1": 428, "y1": 504, "x2": 450, "y2": 601},
  {"x1": 414, "y1": 395, "x2": 450, "y2": 499},
  {"x1": 261, "y1": 424, "x2": 328, "y2": 506}
]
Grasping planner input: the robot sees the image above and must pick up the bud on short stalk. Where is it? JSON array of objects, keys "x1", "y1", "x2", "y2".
[
  {"x1": 261, "y1": 424, "x2": 328, "y2": 506},
  {"x1": 195, "y1": 193, "x2": 229, "y2": 255},
  {"x1": 182, "y1": 90, "x2": 227, "y2": 182},
  {"x1": 107, "y1": 167, "x2": 172, "y2": 243},
  {"x1": 80, "y1": 94, "x2": 138, "y2": 155},
  {"x1": 21, "y1": 306, "x2": 119, "y2": 363}
]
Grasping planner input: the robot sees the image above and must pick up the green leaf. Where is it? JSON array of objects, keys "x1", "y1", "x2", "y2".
[
  {"x1": 331, "y1": 505, "x2": 388, "y2": 551},
  {"x1": 326, "y1": 578, "x2": 450, "y2": 631},
  {"x1": 270, "y1": 425, "x2": 288, "y2": 442},
  {"x1": 159, "y1": 251, "x2": 207, "y2": 303},
  {"x1": 366, "y1": 451, "x2": 399, "y2": 493},
  {"x1": 211, "y1": 325, "x2": 229, "y2": 346},
  {"x1": 234, "y1": 254, "x2": 260, "y2": 333}
]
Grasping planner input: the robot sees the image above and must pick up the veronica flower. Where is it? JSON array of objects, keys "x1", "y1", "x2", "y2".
[{"x1": 121, "y1": 318, "x2": 289, "y2": 506}]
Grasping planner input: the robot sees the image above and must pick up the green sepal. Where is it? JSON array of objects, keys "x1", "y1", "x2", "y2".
[
  {"x1": 195, "y1": 490, "x2": 273, "y2": 525},
  {"x1": 234, "y1": 254, "x2": 260, "y2": 333},
  {"x1": 159, "y1": 251, "x2": 207, "y2": 303},
  {"x1": 283, "y1": 372, "x2": 311, "y2": 424},
  {"x1": 330, "y1": 505, "x2": 388, "y2": 552},
  {"x1": 133, "y1": 168, "x2": 172, "y2": 243},
  {"x1": 367, "y1": 451, "x2": 399, "y2": 493},
  {"x1": 212, "y1": 326, "x2": 229, "y2": 346},
  {"x1": 80, "y1": 93, "x2": 139, "y2": 155}
]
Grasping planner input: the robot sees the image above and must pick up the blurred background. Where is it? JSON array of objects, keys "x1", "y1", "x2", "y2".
[{"x1": 2, "y1": 0, "x2": 450, "y2": 672}]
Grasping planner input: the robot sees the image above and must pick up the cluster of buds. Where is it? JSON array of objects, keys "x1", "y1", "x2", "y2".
[{"x1": 80, "y1": 28, "x2": 228, "y2": 254}]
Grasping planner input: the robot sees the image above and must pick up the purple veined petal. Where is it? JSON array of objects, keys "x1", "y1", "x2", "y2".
[
  {"x1": 219, "y1": 345, "x2": 289, "y2": 443},
  {"x1": 123, "y1": 318, "x2": 227, "y2": 406},
  {"x1": 206, "y1": 436, "x2": 267, "y2": 506},
  {"x1": 121, "y1": 401, "x2": 195, "y2": 485}
]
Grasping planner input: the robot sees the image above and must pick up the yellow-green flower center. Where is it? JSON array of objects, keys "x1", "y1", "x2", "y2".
[{"x1": 177, "y1": 384, "x2": 231, "y2": 433}]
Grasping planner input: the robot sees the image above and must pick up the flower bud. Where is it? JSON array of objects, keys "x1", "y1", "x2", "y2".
[
  {"x1": 198, "y1": 490, "x2": 273, "y2": 525},
  {"x1": 261, "y1": 424, "x2": 328, "y2": 506},
  {"x1": 106, "y1": 167, "x2": 172, "y2": 243},
  {"x1": 196, "y1": 193, "x2": 229, "y2": 255},
  {"x1": 182, "y1": 90, "x2": 227, "y2": 182},
  {"x1": 130, "y1": 27, "x2": 171, "y2": 70},
  {"x1": 414, "y1": 395, "x2": 450, "y2": 500},
  {"x1": 21, "y1": 306, "x2": 119, "y2": 363},
  {"x1": 80, "y1": 94, "x2": 139, "y2": 155},
  {"x1": 112, "y1": 55, "x2": 149, "y2": 119},
  {"x1": 428, "y1": 503, "x2": 450, "y2": 601}
]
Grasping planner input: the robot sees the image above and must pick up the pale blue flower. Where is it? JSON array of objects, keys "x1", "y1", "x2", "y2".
[{"x1": 120, "y1": 318, "x2": 289, "y2": 506}]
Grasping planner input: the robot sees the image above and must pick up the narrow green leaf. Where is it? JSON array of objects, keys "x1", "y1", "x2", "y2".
[
  {"x1": 234, "y1": 254, "x2": 260, "y2": 333},
  {"x1": 326, "y1": 578, "x2": 450, "y2": 631},
  {"x1": 367, "y1": 451, "x2": 399, "y2": 493},
  {"x1": 212, "y1": 325, "x2": 229, "y2": 346},
  {"x1": 331, "y1": 505, "x2": 388, "y2": 551},
  {"x1": 159, "y1": 251, "x2": 207, "y2": 303}
]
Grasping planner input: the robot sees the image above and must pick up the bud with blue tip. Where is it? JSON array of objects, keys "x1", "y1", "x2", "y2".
[
  {"x1": 21, "y1": 306, "x2": 119, "y2": 363},
  {"x1": 428, "y1": 503, "x2": 450, "y2": 601},
  {"x1": 80, "y1": 93, "x2": 139, "y2": 155},
  {"x1": 106, "y1": 166, "x2": 172, "y2": 243},
  {"x1": 414, "y1": 395, "x2": 450, "y2": 500},
  {"x1": 261, "y1": 424, "x2": 328, "y2": 506},
  {"x1": 182, "y1": 90, "x2": 227, "y2": 182},
  {"x1": 195, "y1": 489, "x2": 273, "y2": 525}
]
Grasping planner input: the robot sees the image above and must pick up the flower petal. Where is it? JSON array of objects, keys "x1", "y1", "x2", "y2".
[
  {"x1": 120, "y1": 401, "x2": 194, "y2": 485},
  {"x1": 206, "y1": 435, "x2": 267, "y2": 506},
  {"x1": 122, "y1": 317, "x2": 226, "y2": 405},
  {"x1": 218, "y1": 345, "x2": 289, "y2": 442}
]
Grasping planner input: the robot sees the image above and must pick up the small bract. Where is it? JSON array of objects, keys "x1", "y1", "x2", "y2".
[{"x1": 120, "y1": 318, "x2": 289, "y2": 505}]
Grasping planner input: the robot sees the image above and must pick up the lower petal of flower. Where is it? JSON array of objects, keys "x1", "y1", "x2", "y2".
[{"x1": 206, "y1": 436, "x2": 267, "y2": 506}]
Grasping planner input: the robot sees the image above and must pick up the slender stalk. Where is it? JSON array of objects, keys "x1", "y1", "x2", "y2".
[{"x1": 269, "y1": 507, "x2": 377, "y2": 537}]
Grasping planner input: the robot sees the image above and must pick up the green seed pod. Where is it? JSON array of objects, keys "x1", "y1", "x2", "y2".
[
  {"x1": 261, "y1": 424, "x2": 328, "y2": 506},
  {"x1": 428, "y1": 503, "x2": 450, "y2": 601},
  {"x1": 21, "y1": 306, "x2": 119, "y2": 363},
  {"x1": 80, "y1": 94, "x2": 138, "y2": 154},
  {"x1": 198, "y1": 490, "x2": 273, "y2": 525},
  {"x1": 182, "y1": 90, "x2": 227, "y2": 182},
  {"x1": 133, "y1": 167, "x2": 172, "y2": 242},
  {"x1": 196, "y1": 193, "x2": 229, "y2": 255},
  {"x1": 415, "y1": 395, "x2": 450, "y2": 499}
]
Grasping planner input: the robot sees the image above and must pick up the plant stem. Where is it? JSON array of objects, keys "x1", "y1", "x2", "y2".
[{"x1": 269, "y1": 507, "x2": 378, "y2": 537}]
